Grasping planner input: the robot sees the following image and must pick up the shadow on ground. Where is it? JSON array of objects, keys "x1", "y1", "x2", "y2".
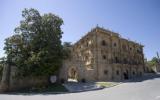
[
  {"x1": 2, "y1": 87, "x2": 102, "y2": 96},
  {"x1": 123, "y1": 73, "x2": 160, "y2": 83},
  {"x1": 2, "y1": 83, "x2": 102, "y2": 95}
]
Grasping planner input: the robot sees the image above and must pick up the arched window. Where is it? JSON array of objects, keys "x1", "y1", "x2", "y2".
[
  {"x1": 104, "y1": 70, "x2": 108, "y2": 75},
  {"x1": 115, "y1": 57, "x2": 119, "y2": 63},
  {"x1": 130, "y1": 47, "x2": 132, "y2": 51},
  {"x1": 122, "y1": 45, "x2": 127, "y2": 51},
  {"x1": 133, "y1": 71, "x2": 135, "y2": 75},
  {"x1": 103, "y1": 55, "x2": 106, "y2": 60},
  {"x1": 114, "y1": 43, "x2": 117, "y2": 47},
  {"x1": 124, "y1": 58, "x2": 127, "y2": 64},
  {"x1": 116, "y1": 70, "x2": 119, "y2": 75},
  {"x1": 101, "y1": 40, "x2": 106, "y2": 46}
]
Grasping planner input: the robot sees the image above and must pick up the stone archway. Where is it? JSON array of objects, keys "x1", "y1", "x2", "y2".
[{"x1": 68, "y1": 67, "x2": 78, "y2": 82}]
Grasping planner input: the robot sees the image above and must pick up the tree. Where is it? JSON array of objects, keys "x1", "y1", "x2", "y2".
[
  {"x1": 147, "y1": 57, "x2": 159, "y2": 72},
  {"x1": 152, "y1": 57, "x2": 159, "y2": 63},
  {"x1": 147, "y1": 57, "x2": 158, "y2": 66},
  {"x1": 62, "y1": 42, "x2": 72, "y2": 59},
  {"x1": 4, "y1": 34, "x2": 23, "y2": 65},
  {"x1": 4, "y1": 8, "x2": 64, "y2": 77}
]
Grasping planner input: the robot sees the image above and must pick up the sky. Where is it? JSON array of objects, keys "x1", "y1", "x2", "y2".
[{"x1": 0, "y1": 0, "x2": 160, "y2": 60}]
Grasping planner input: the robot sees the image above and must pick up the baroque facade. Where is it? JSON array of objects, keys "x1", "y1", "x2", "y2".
[{"x1": 59, "y1": 26, "x2": 145, "y2": 82}]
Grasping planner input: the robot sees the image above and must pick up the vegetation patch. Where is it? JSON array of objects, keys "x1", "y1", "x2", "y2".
[
  {"x1": 11, "y1": 83, "x2": 68, "y2": 93},
  {"x1": 3, "y1": 8, "x2": 70, "y2": 78},
  {"x1": 96, "y1": 82, "x2": 119, "y2": 88}
]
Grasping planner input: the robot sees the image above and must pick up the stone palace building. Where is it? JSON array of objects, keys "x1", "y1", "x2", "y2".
[{"x1": 59, "y1": 26, "x2": 145, "y2": 82}]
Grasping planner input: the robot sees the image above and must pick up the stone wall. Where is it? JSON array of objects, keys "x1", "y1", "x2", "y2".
[
  {"x1": 9, "y1": 76, "x2": 49, "y2": 91},
  {"x1": 0, "y1": 65, "x2": 49, "y2": 92},
  {"x1": 0, "y1": 64, "x2": 10, "y2": 92}
]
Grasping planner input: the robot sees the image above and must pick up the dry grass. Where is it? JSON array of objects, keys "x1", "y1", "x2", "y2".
[{"x1": 96, "y1": 82, "x2": 119, "y2": 88}]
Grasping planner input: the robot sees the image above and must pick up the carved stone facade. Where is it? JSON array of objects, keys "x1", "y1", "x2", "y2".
[{"x1": 59, "y1": 27, "x2": 145, "y2": 82}]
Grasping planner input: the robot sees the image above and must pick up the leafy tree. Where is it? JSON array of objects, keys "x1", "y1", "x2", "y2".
[
  {"x1": 147, "y1": 57, "x2": 158, "y2": 66},
  {"x1": 62, "y1": 42, "x2": 72, "y2": 59},
  {"x1": 4, "y1": 34, "x2": 23, "y2": 65},
  {"x1": 63, "y1": 42, "x2": 72, "y2": 47},
  {"x1": 152, "y1": 57, "x2": 159, "y2": 63},
  {"x1": 4, "y1": 8, "x2": 64, "y2": 77}
]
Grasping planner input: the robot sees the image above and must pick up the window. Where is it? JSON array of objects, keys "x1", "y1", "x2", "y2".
[
  {"x1": 104, "y1": 70, "x2": 108, "y2": 75},
  {"x1": 103, "y1": 55, "x2": 106, "y2": 60},
  {"x1": 140, "y1": 72, "x2": 142, "y2": 76},
  {"x1": 122, "y1": 45, "x2": 127, "y2": 51},
  {"x1": 115, "y1": 57, "x2": 119, "y2": 63},
  {"x1": 85, "y1": 55, "x2": 89, "y2": 60},
  {"x1": 124, "y1": 58, "x2": 127, "y2": 64},
  {"x1": 116, "y1": 70, "x2": 119, "y2": 75},
  {"x1": 133, "y1": 71, "x2": 135, "y2": 75},
  {"x1": 130, "y1": 47, "x2": 132, "y2": 50},
  {"x1": 114, "y1": 43, "x2": 117, "y2": 47},
  {"x1": 101, "y1": 40, "x2": 106, "y2": 46},
  {"x1": 86, "y1": 42, "x2": 89, "y2": 47},
  {"x1": 137, "y1": 49, "x2": 142, "y2": 53}
]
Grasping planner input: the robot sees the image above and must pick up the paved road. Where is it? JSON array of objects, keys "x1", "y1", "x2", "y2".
[{"x1": 1, "y1": 74, "x2": 160, "y2": 100}]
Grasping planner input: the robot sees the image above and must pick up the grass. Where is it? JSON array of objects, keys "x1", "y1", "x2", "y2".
[
  {"x1": 96, "y1": 82, "x2": 118, "y2": 88},
  {"x1": 44, "y1": 83, "x2": 68, "y2": 92},
  {"x1": 10, "y1": 83, "x2": 68, "y2": 93}
]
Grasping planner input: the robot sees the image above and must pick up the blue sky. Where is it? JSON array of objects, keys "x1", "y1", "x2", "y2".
[{"x1": 0, "y1": 0, "x2": 160, "y2": 60}]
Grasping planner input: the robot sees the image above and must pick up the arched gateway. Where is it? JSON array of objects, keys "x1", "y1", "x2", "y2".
[{"x1": 68, "y1": 67, "x2": 78, "y2": 82}]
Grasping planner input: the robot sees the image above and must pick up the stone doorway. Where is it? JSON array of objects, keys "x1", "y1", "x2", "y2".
[
  {"x1": 123, "y1": 70, "x2": 129, "y2": 80},
  {"x1": 123, "y1": 73, "x2": 128, "y2": 80},
  {"x1": 68, "y1": 67, "x2": 78, "y2": 82}
]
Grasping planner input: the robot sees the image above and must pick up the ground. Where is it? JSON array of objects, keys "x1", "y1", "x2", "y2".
[{"x1": 0, "y1": 73, "x2": 160, "y2": 100}]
